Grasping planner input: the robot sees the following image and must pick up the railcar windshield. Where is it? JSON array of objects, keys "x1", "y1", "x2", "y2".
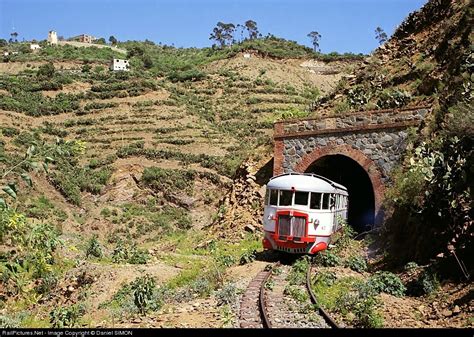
[
  {"x1": 269, "y1": 189, "x2": 278, "y2": 206},
  {"x1": 266, "y1": 188, "x2": 343, "y2": 211},
  {"x1": 279, "y1": 190, "x2": 292, "y2": 206},
  {"x1": 294, "y1": 191, "x2": 309, "y2": 206},
  {"x1": 322, "y1": 193, "x2": 330, "y2": 209},
  {"x1": 310, "y1": 192, "x2": 322, "y2": 209}
]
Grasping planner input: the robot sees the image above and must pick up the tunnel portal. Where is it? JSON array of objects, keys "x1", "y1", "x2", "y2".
[{"x1": 306, "y1": 154, "x2": 375, "y2": 232}]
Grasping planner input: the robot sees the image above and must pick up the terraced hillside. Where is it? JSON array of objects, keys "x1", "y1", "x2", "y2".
[{"x1": 0, "y1": 40, "x2": 357, "y2": 327}]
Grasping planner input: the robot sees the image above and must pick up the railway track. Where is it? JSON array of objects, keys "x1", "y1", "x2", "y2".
[{"x1": 239, "y1": 262, "x2": 339, "y2": 329}]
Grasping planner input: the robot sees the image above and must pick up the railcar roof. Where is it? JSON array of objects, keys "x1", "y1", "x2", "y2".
[{"x1": 267, "y1": 173, "x2": 348, "y2": 194}]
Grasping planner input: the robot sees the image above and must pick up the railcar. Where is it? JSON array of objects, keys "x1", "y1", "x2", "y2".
[{"x1": 262, "y1": 173, "x2": 348, "y2": 254}]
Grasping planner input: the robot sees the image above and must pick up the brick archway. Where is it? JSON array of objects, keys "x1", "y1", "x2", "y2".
[{"x1": 294, "y1": 144, "x2": 385, "y2": 218}]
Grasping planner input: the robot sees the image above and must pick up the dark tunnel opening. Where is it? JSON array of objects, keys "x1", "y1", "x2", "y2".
[{"x1": 306, "y1": 154, "x2": 375, "y2": 232}]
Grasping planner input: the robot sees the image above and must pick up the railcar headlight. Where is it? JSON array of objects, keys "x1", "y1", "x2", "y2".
[{"x1": 313, "y1": 218, "x2": 319, "y2": 229}]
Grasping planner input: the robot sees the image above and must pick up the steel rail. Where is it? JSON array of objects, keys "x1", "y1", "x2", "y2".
[{"x1": 306, "y1": 264, "x2": 340, "y2": 328}]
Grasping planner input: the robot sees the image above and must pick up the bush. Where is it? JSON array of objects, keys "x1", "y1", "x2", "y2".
[
  {"x1": 335, "y1": 281, "x2": 383, "y2": 328},
  {"x1": 141, "y1": 167, "x2": 195, "y2": 194},
  {"x1": 49, "y1": 304, "x2": 85, "y2": 328},
  {"x1": 239, "y1": 249, "x2": 257, "y2": 265},
  {"x1": 168, "y1": 68, "x2": 207, "y2": 82},
  {"x1": 34, "y1": 273, "x2": 58, "y2": 296},
  {"x1": 283, "y1": 285, "x2": 308, "y2": 302},
  {"x1": 215, "y1": 283, "x2": 238, "y2": 306},
  {"x1": 37, "y1": 62, "x2": 55, "y2": 78},
  {"x1": 367, "y1": 271, "x2": 406, "y2": 297},
  {"x1": 85, "y1": 235, "x2": 103, "y2": 258},
  {"x1": 345, "y1": 256, "x2": 368, "y2": 273},
  {"x1": 314, "y1": 271, "x2": 337, "y2": 287},
  {"x1": 376, "y1": 89, "x2": 411, "y2": 109},
  {"x1": 418, "y1": 270, "x2": 439, "y2": 295},
  {"x1": 407, "y1": 268, "x2": 439, "y2": 296},
  {"x1": 131, "y1": 274, "x2": 157, "y2": 315},
  {"x1": 404, "y1": 262, "x2": 418, "y2": 272},
  {"x1": 314, "y1": 250, "x2": 341, "y2": 267},
  {"x1": 111, "y1": 240, "x2": 149, "y2": 265},
  {"x1": 287, "y1": 257, "x2": 309, "y2": 285}
]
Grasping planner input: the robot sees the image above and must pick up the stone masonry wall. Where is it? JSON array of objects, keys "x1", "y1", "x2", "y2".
[
  {"x1": 280, "y1": 107, "x2": 429, "y2": 135},
  {"x1": 281, "y1": 129, "x2": 409, "y2": 182}
]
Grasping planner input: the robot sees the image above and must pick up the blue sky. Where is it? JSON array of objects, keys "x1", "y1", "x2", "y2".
[{"x1": 0, "y1": 0, "x2": 427, "y2": 54}]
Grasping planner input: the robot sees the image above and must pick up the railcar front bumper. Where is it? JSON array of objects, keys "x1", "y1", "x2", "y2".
[{"x1": 262, "y1": 231, "x2": 329, "y2": 254}]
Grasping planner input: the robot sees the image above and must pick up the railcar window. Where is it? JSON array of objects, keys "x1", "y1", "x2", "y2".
[
  {"x1": 279, "y1": 190, "x2": 292, "y2": 206},
  {"x1": 269, "y1": 189, "x2": 278, "y2": 206},
  {"x1": 322, "y1": 193, "x2": 330, "y2": 209},
  {"x1": 310, "y1": 192, "x2": 322, "y2": 209},
  {"x1": 294, "y1": 191, "x2": 309, "y2": 206},
  {"x1": 329, "y1": 194, "x2": 336, "y2": 210}
]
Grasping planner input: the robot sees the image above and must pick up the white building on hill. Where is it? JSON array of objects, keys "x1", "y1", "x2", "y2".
[
  {"x1": 48, "y1": 31, "x2": 58, "y2": 45},
  {"x1": 110, "y1": 58, "x2": 130, "y2": 71},
  {"x1": 30, "y1": 43, "x2": 41, "y2": 51}
]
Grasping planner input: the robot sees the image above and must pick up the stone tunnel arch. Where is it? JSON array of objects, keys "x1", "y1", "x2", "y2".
[{"x1": 294, "y1": 145, "x2": 385, "y2": 231}]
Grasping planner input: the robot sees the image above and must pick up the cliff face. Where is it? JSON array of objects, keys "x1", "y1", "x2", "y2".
[
  {"x1": 307, "y1": 0, "x2": 473, "y2": 269},
  {"x1": 315, "y1": 0, "x2": 472, "y2": 118}
]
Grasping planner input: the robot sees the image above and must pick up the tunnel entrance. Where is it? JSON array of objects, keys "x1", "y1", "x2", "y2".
[{"x1": 306, "y1": 154, "x2": 375, "y2": 232}]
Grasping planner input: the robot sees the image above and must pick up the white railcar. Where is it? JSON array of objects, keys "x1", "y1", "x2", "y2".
[{"x1": 262, "y1": 173, "x2": 348, "y2": 254}]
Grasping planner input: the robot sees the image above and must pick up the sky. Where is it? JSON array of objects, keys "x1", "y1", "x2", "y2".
[{"x1": 0, "y1": 0, "x2": 427, "y2": 54}]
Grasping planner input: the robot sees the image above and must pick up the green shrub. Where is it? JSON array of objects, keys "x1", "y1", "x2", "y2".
[
  {"x1": 49, "y1": 304, "x2": 85, "y2": 328},
  {"x1": 345, "y1": 256, "x2": 368, "y2": 273},
  {"x1": 168, "y1": 68, "x2": 207, "y2": 82},
  {"x1": 34, "y1": 272, "x2": 58, "y2": 296},
  {"x1": 239, "y1": 249, "x2": 257, "y2": 265},
  {"x1": 314, "y1": 271, "x2": 337, "y2": 287},
  {"x1": 85, "y1": 235, "x2": 103, "y2": 259},
  {"x1": 190, "y1": 277, "x2": 213, "y2": 297},
  {"x1": 0, "y1": 127, "x2": 19, "y2": 137},
  {"x1": 284, "y1": 285, "x2": 308, "y2": 302},
  {"x1": 111, "y1": 240, "x2": 149, "y2": 264},
  {"x1": 37, "y1": 62, "x2": 55, "y2": 78},
  {"x1": 404, "y1": 262, "x2": 418, "y2": 272},
  {"x1": 216, "y1": 283, "x2": 238, "y2": 306},
  {"x1": 367, "y1": 271, "x2": 406, "y2": 297},
  {"x1": 419, "y1": 270, "x2": 439, "y2": 295},
  {"x1": 407, "y1": 268, "x2": 440, "y2": 296},
  {"x1": 131, "y1": 274, "x2": 157, "y2": 315},
  {"x1": 314, "y1": 250, "x2": 341, "y2": 267},
  {"x1": 0, "y1": 314, "x2": 21, "y2": 328},
  {"x1": 100, "y1": 208, "x2": 112, "y2": 217},
  {"x1": 335, "y1": 281, "x2": 383, "y2": 328},
  {"x1": 287, "y1": 257, "x2": 309, "y2": 285},
  {"x1": 141, "y1": 167, "x2": 195, "y2": 194},
  {"x1": 376, "y1": 89, "x2": 411, "y2": 109},
  {"x1": 216, "y1": 254, "x2": 236, "y2": 267}
]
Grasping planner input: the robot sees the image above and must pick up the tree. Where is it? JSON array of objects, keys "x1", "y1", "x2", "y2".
[
  {"x1": 209, "y1": 22, "x2": 235, "y2": 48},
  {"x1": 9, "y1": 31, "x2": 18, "y2": 43},
  {"x1": 95, "y1": 37, "x2": 106, "y2": 44},
  {"x1": 109, "y1": 35, "x2": 118, "y2": 45},
  {"x1": 37, "y1": 62, "x2": 55, "y2": 78},
  {"x1": 375, "y1": 27, "x2": 388, "y2": 45},
  {"x1": 142, "y1": 54, "x2": 153, "y2": 69},
  {"x1": 235, "y1": 24, "x2": 244, "y2": 43},
  {"x1": 307, "y1": 31, "x2": 321, "y2": 52},
  {"x1": 0, "y1": 39, "x2": 7, "y2": 47},
  {"x1": 244, "y1": 20, "x2": 259, "y2": 40}
]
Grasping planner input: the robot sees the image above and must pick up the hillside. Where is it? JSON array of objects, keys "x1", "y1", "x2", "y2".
[
  {"x1": 0, "y1": 38, "x2": 359, "y2": 327},
  {"x1": 0, "y1": 0, "x2": 472, "y2": 329}
]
